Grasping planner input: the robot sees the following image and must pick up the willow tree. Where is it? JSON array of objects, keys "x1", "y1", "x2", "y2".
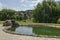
[{"x1": 32, "y1": 0, "x2": 60, "y2": 23}]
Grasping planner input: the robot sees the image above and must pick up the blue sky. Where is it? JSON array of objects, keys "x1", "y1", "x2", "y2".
[{"x1": 0, "y1": 0, "x2": 59, "y2": 11}]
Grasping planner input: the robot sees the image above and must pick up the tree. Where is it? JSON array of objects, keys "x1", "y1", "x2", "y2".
[
  {"x1": 32, "y1": 3, "x2": 44, "y2": 22},
  {"x1": 32, "y1": 0, "x2": 60, "y2": 23},
  {"x1": 0, "y1": 9, "x2": 16, "y2": 20}
]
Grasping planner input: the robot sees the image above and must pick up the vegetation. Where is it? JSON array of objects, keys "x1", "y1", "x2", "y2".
[
  {"x1": 0, "y1": 9, "x2": 32, "y2": 21},
  {"x1": 1, "y1": 0, "x2": 60, "y2": 37},
  {"x1": 33, "y1": 26, "x2": 60, "y2": 36},
  {"x1": 0, "y1": 0, "x2": 60, "y2": 24},
  {"x1": 0, "y1": 9, "x2": 16, "y2": 21},
  {"x1": 32, "y1": 0, "x2": 60, "y2": 23},
  {"x1": 17, "y1": 20, "x2": 34, "y2": 25}
]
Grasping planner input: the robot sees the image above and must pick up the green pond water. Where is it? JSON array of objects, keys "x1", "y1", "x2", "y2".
[{"x1": 9, "y1": 26, "x2": 60, "y2": 36}]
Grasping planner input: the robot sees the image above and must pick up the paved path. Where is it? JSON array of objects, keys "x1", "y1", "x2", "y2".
[{"x1": 0, "y1": 25, "x2": 60, "y2": 40}]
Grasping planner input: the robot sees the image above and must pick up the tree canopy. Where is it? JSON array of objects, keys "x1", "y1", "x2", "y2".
[
  {"x1": 0, "y1": 9, "x2": 16, "y2": 20},
  {"x1": 32, "y1": 0, "x2": 60, "y2": 23}
]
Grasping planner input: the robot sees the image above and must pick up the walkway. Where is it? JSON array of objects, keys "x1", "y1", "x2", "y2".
[{"x1": 0, "y1": 24, "x2": 60, "y2": 40}]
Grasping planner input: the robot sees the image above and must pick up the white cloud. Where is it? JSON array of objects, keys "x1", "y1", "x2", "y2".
[
  {"x1": 19, "y1": 0, "x2": 43, "y2": 11},
  {"x1": 19, "y1": 0, "x2": 43, "y2": 7},
  {"x1": 0, "y1": 0, "x2": 43, "y2": 11}
]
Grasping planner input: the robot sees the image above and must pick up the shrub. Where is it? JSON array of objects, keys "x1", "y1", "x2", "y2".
[{"x1": 57, "y1": 18, "x2": 60, "y2": 24}]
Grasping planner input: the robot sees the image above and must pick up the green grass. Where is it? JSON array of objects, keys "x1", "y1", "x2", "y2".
[
  {"x1": 17, "y1": 20, "x2": 60, "y2": 26},
  {"x1": 17, "y1": 20, "x2": 34, "y2": 25},
  {"x1": 51, "y1": 23, "x2": 60, "y2": 26},
  {"x1": 0, "y1": 21, "x2": 4, "y2": 24}
]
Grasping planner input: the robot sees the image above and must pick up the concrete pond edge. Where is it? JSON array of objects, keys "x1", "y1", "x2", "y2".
[{"x1": 2, "y1": 24, "x2": 60, "y2": 38}]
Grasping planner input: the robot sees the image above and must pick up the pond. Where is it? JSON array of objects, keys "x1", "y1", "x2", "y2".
[{"x1": 8, "y1": 26, "x2": 60, "y2": 36}]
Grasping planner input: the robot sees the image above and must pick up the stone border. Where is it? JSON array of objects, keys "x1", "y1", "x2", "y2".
[
  {"x1": 3, "y1": 24, "x2": 60, "y2": 38},
  {"x1": 19, "y1": 24, "x2": 60, "y2": 29}
]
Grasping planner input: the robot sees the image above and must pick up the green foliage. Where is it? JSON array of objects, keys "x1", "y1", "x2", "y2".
[
  {"x1": 0, "y1": 9, "x2": 23, "y2": 21},
  {"x1": 32, "y1": 0, "x2": 60, "y2": 23},
  {"x1": 16, "y1": 16, "x2": 23, "y2": 21},
  {"x1": 0, "y1": 9, "x2": 16, "y2": 20},
  {"x1": 57, "y1": 18, "x2": 60, "y2": 24}
]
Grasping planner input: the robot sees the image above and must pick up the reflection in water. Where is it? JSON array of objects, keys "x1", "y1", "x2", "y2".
[{"x1": 15, "y1": 26, "x2": 34, "y2": 35}]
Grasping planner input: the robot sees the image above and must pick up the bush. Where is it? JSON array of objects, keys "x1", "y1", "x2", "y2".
[
  {"x1": 57, "y1": 18, "x2": 60, "y2": 24},
  {"x1": 16, "y1": 16, "x2": 23, "y2": 21}
]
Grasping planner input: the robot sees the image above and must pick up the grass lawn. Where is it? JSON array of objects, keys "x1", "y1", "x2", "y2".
[
  {"x1": 17, "y1": 20, "x2": 60, "y2": 26},
  {"x1": 17, "y1": 20, "x2": 34, "y2": 25},
  {"x1": 0, "y1": 21, "x2": 4, "y2": 24},
  {"x1": 0, "y1": 20, "x2": 60, "y2": 26}
]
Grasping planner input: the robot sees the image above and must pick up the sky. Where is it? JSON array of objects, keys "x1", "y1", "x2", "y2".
[{"x1": 0, "y1": 0, "x2": 59, "y2": 11}]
